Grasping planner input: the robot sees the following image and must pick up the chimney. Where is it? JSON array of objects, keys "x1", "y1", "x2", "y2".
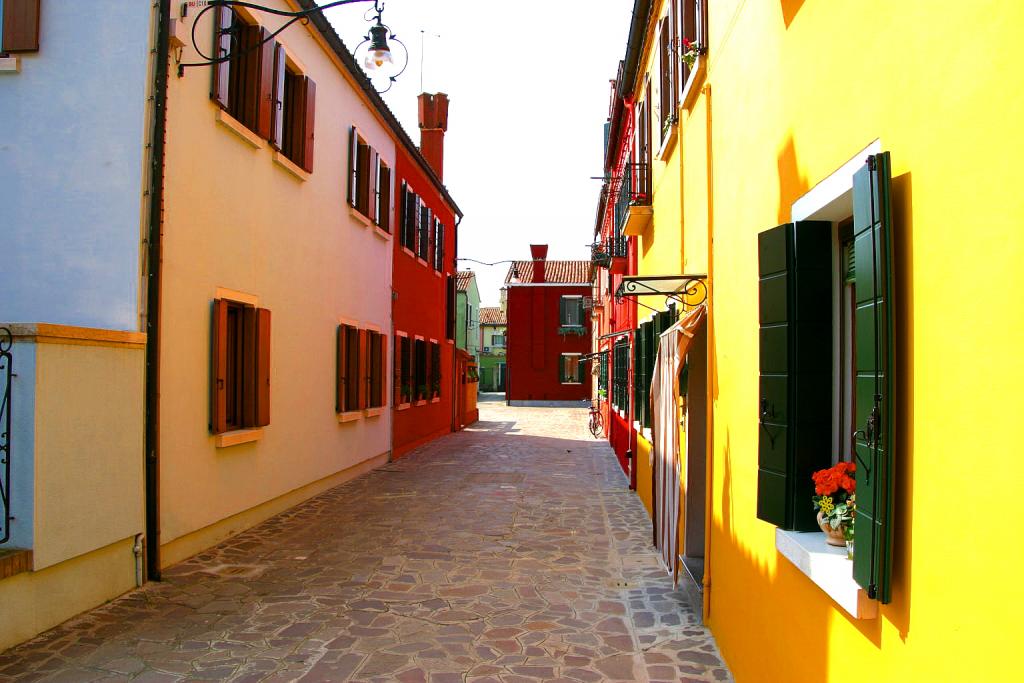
[
  {"x1": 418, "y1": 92, "x2": 449, "y2": 180},
  {"x1": 530, "y1": 244, "x2": 548, "y2": 283}
]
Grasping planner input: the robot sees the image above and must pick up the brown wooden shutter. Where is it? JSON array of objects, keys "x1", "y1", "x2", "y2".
[
  {"x1": 241, "y1": 307, "x2": 258, "y2": 427},
  {"x1": 378, "y1": 164, "x2": 392, "y2": 232},
  {"x1": 356, "y1": 143, "x2": 371, "y2": 214},
  {"x1": 301, "y1": 76, "x2": 316, "y2": 172},
  {"x1": 336, "y1": 325, "x2": 346, "y2": 412},
  {"x1": 256, "y1": 29, "x2": 275, "y2": 139},
  {"x1": 348, "y1": 128, "x2": 359, "y2": 207},
  {"x1": 377, "y1": 333, "x2": 387, "y2": 407},
  {"x1": 1, "y1": 0, "x2": 40, "y2": 52},
  {"x1": 682, "y1": 0, "x2": 698, "y2": 85},
  {"x1": 367, "y1": 149, "x2": 379, "y2": 223},
  {"x1": 210, "y1": 5, "x2": 233, "y2": 108},
  {"x1": 211, "y1": 299, "x2": 229, "y2": 434},
  {"x1": 668, "y1": 0, "x2": 679, "y2": 104},
  {"x1": 255, "y1": 308, "x2": 271, "y2": 427},
  {"x1": 658, "y1": 17, "x2": 670, "y2": 131},
  {"x1": 358, "y1": 329, "x2": 368, "y2": 409},
  {"x1": 270, "y1": 44, "x2": 286, "y2": 149}
]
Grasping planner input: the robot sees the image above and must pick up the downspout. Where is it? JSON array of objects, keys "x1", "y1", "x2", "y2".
[
  {"x1": 452, "y1": 215, "x2": 462, "y2": 429},
  {"x1": 144, "y1": 0, "x2": 171, "y2": 582},
  {"x1": 701, "y1": 83, "x2": 714, "y2": 622}
]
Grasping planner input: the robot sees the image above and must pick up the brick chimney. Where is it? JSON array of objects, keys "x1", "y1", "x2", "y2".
[
  {"x1": 418, "y1": 92, "x2": 449, "y2": 180},
  {"x1": 529, "y1": 244, "x2": 548, "y2": 283}
]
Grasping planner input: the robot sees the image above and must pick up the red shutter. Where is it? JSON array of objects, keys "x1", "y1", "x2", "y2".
[
  {"x1": 210, "y1": 5, "x2": 233, "y2": 108},
  {"x1": 367, "y1": 149, "x2": 379, "y2": 223},
  {"x1": 1, "y1": 0, "x2": 39, "y2": 52},
  {"x1": 347, "y1": 128, "x2": 358, "y2": 207},
  {"x1": 356, "y1": 143, "x2": 371, "y2": 214},
  {"x1": 301, "y1": 76, "x2": 316, "y2": 172},
  {"x1": 270, "y1": 44, "x2": 286, "y2": 149},
  {"x1": 256, "y1": 29, "x2": 275, "y2": 139},
  {"x1": 211, "y1": 299, "x2": 228, "y2": 434},
  {"x1": 336, "y1": 325, "x2": 346, "y2": 412},
  {"x1": 255, "y1": 308, "x2": 271, "y2": 427},
  {"x1": 241, "y1": 307, "x2": 258, "y2": 427}
]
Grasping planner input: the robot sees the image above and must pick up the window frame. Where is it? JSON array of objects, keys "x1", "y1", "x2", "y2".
[
  {"x1": 211, "y1": 297, "x2": 271, "y2": 436},
  {"x1": 559, "y1": 295, "x2": 585, "y2": 328}
]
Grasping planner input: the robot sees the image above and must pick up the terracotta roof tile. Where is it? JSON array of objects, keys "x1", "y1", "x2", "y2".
[
  {"x1": 479, "y1": 307, "x2": 506, "y2": 325},
  {"x1": 504, "y1": 260, "x2": 592, "y2": 285},
  {"x1": 455, "y1": 271, "x2": 476, "y2": 292}
]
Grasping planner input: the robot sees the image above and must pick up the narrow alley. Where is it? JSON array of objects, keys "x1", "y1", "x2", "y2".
[{"x1": 0, "y1": 399, "x2": 729, "y2": 683}]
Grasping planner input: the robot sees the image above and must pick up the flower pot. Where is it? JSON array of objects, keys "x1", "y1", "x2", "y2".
[{"x1": 816, "y1": 512, "x2": 847, "y2": 547}]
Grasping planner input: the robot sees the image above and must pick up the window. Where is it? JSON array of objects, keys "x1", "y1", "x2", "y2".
[
  {"x1": 212, "y1": 7, "x2": 315, "y2": 169},
  {"x1": 658, "y1": 15, "x2": 675, "y2": 135},
  {"x1": 417, "y1": 203, "x2": 431, "y2": 261},
  {"x1": 559, "y1": 296, "x2": 584, "y2": 328},
  {"x1": 348, "y1": 128, "x2": 391, "y2": 227},
  {"x1": 1, "y1": 0, "x2": 40, "y2": 53},
  {"x1": 612, "y1": 339, "x2": 629, "y2": 410},
  {"x1": 671, "y1": 0, "x2": 707, "y2": 97},
  {"x1": 395, "y1": 334, "x2": 412, "y2": 405},
  {"x1": 492, "y1": 334, "x2": 505, "y2": 347},
  {"x1": 757, "y1": 151, "x2": 895, "y2": 603},
  {"x1": 400, "y1": 182, "x2": 420, "y2": 251},
  {"x1": 273, "y1": 50, "x2": 315, "y2": 171},
  {"x1": 414, "y1": 338, "x2": 428, "y2": 401},
  {"x1": 211, "y1": 299, "x2": 271, "y2": 434},
  {"x1": 430, "y1": 342, "x2": 441, "y2": 398},
  {"x1": 598, "y1": 351, "x2": 609, "y2": 395},
  {"x1": 433, "y1": 218, "x2": 445, "y2": 271},
  {"x1": 560, "y1": 354, "x2": 584, "y2": 384},
  {"x1": 336, "y1": 324, "x2": 362, "y2": 413},
  {"x1": 446, "y1": 275, "x2": 456, "y2": 340}
]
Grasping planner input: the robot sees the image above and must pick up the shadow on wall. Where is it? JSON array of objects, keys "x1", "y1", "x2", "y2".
[
  {"x1": 780, "y1": 0, "x2": 807, "y2": 28},
  {"x1": 776, "y1": 135, "x2": 810, "y2": 224}
]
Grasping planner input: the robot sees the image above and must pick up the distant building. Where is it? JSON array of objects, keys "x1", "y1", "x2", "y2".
[
  {"x1": 478, "y1": 307, "x2": 507, "y2": 392},
  {"x1": 504, "y1": 247, "x2": 592, "y2": 405},
  {"x1": 454, "y1": 271, "x2": 481, "y2": 365}
]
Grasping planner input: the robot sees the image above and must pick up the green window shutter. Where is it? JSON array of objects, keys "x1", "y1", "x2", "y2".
[
  {"x1": 851, "y1": 152, "x2": 895, "y2": 604},
  {"x1": 757, "y1": 221, "x2": 832, "y2": 531},
  {"x1": 633, "y1": 327, "x2": 643, "y2": 422},
  {"x1": 844, "y1": 241, "x2": 856, "y2": 284}
]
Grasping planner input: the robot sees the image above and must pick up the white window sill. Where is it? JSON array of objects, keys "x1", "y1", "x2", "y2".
[
  {"x1": 401, "y1": 246, "x2": 416, "y2": 258},
  {"x1": 633, "y1": 422, "x2": 652, "y2": 443},
  {"x1": 396, "y1": 402, "x2": 411, "y2": 411},
  {"x1": 337, "y1": 411, "x2": 362, "y2": 423},
  {"x1": 775, "y1": 529, "x2": 878, "y2": 619},
  {"x1": 430, "y1": 397, "x2": 441, "y2": 404},
  {"x1": 216, "y1": 109, "x2": 264, "y2": 149},
  {"x1": 273, "y1": 151, "x2": 310, "y2": 182},
  {"x1": 0, "y1": 56, "x2": 21, "y2": 74},
  {"x1": 373, "y1": 226, "x2": 391, "y2": 241},
  {"x1": 656, "y1": 122, "x2": 677, "y2": 161},
  {"x1": 215, "y1": 428, "x2": 263, "y2": 448}
]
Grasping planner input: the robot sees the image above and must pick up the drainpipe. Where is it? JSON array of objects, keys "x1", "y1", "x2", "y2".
[
  {"x1": 133, "y1": 534, "x2": 145, "y2": 587},
  {"x1": 144, "y1": 0, "x2": 171, "y2": 582},
  {"x1": 701, "y1": 83, "x2": 714, "y2": 623}
]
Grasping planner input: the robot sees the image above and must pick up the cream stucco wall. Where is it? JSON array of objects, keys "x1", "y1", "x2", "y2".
[{"x1": 159, "y1": 2, "x2": 396, "y2": 558}]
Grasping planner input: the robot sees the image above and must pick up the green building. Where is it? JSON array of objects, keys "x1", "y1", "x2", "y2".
[
  {"x1": 455, "y1": 271, "x2": 480, "y2": 365},
  {"x1": 478, "y1": 306, "x2": 507, "y2": 393}
]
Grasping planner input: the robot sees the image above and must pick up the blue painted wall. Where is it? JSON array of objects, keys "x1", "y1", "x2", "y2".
[{"x1": 0, "y1": 1, "x2": 153, "y2": 331}]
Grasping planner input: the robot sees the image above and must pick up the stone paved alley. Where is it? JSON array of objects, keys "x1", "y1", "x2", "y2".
[{"x1": 0, "y1": 399, "x2": 730, "y2": 682}]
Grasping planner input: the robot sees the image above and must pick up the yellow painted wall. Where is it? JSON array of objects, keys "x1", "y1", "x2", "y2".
[
  {"x1": 671, "y1": 0, "x2": 1024, "y2": 680},
  {"x1": 159, "y1": 1, "x2": 395, "y2": 557}
]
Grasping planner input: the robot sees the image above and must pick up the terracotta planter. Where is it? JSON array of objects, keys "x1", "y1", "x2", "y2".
[{"x1": 817, "y1": 512, "x2": 848, "y2": 547}]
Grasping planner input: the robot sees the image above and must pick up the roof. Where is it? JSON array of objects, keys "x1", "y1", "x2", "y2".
[
  {"x1": 296, "y1": 0, "x2": 462, "y2": 217},
  {"x1": 455, "y1": 271, "x2": 476, "y2": 292},
  {"x1": 504, "y1": 261, "x2": 592, "y2": 285},
  {"x1": 479, "y1": 307, "x2": 506, "y2": 325}
]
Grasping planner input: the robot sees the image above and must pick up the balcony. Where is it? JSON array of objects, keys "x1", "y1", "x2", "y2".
[{"x1": 614, "y1": 162, "x2": 652, "y2": 237}]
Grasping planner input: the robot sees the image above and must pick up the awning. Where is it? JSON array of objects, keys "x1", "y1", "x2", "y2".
[{"x1": 614, "y1": 275, "x2": 708, "y2": 307}]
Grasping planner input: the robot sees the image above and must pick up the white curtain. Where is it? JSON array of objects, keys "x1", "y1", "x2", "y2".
[{"x1": 650, "y1": 305, "x2": 706, "y2": 585}]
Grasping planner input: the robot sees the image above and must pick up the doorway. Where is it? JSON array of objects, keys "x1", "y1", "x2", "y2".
[{"x1": 681, "y1": 325, "x2": 707, "y2": 591}]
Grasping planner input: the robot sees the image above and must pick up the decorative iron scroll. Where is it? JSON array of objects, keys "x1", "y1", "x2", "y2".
[
  {"x1": 0, "y1": 327, "x2": 11, "y2": 544},
  {"x1": 614, "y1": 275, "x2": 708, "y2": 307}
]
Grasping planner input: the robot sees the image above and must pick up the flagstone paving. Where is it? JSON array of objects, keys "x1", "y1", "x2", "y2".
[{"x1": 0, "y1": 402, "x2": 731, "y2": 682}]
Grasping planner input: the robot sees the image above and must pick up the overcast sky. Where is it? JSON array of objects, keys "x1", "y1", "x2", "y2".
[{"x1": 323, "y1": 0, "x2": 635, "y2": 307}]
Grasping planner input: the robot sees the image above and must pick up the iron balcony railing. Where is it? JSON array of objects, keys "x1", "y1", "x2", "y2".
[{"x1": 612, "y1": 162, "x2": 651, "y2": 233}]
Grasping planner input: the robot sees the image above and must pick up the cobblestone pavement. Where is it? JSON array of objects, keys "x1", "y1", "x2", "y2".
[{"x1": 1, "y1": 403, "x2": 731, "y2": 682}]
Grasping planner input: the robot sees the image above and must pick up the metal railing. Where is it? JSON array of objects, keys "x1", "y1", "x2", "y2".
[{"x1": 0, "y1": 328, "x2": 12, "y2": 544}]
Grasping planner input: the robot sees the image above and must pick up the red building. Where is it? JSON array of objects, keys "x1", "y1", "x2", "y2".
[
  {"x1": 391, "y1": 93, "x2": 463, "y2": 458},
  {"x1": 505, "y1": 246, "x2": 592, "y2": 405}
]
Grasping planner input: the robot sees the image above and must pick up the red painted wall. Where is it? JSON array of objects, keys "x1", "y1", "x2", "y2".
[
  {"x1": 506, "y1": 284, "x2": 592, "y2": 402},
  {"x1": 392, "y1": 148, "x2": 458, "y2": 458}
]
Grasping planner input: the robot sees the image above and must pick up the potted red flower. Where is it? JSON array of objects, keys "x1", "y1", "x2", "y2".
[{"x1": 811, "y1": 462, "x2": 856, "y2": 549}]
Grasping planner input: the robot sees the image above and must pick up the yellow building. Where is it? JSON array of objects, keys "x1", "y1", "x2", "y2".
[{"x1": 607, "y1": 0, "x2": 1024, "y2": 679}]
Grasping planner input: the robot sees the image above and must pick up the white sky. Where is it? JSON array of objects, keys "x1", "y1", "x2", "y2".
[{"x1": 323, "y1": 0, "x2": 635, "y2": 307}]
